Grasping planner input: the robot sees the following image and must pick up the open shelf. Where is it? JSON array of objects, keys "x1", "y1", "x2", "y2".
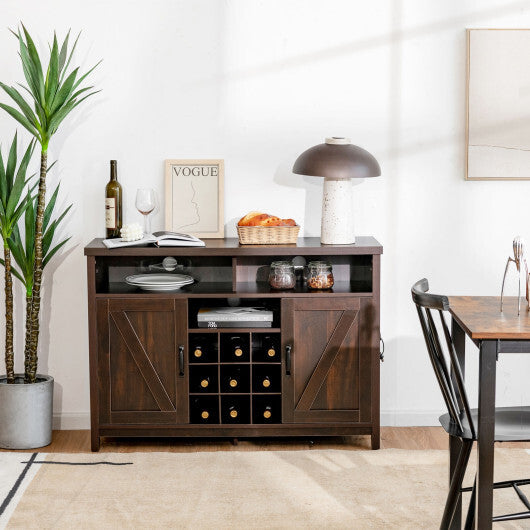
[
  {"x1": 188, "y1": 327, "x2": 281, "y2": 333},
  {"x1": 95, "y1": 281, "x2": 235, "y2": 297},
  {"x1": 234, "y1": 281, "x2": 373, "y2": 296}
]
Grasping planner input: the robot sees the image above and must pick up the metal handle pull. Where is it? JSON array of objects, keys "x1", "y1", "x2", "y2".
[
  {"x1": 178, "y1": 345, "x2": 184, "y2": 376},
  {"x1": 380, "y1": 336, "x2": 385, "y2": 362},
  {"x1": 286, "y1": 345, "x2": 292, "y2": 375}
]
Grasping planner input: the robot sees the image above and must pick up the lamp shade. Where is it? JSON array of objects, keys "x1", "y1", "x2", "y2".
[{"x1": 292, "y1": 137, "x2": 381, "y2": 179}]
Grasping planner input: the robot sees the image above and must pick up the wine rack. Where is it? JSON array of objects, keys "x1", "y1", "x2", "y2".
[{"x1": 188, "y1": 331, "x2": 282, "y2": 424}]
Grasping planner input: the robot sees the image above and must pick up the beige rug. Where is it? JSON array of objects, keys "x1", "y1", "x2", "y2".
[{"x1": 1, "y1": 449, "x2": 530, "y2": 529}]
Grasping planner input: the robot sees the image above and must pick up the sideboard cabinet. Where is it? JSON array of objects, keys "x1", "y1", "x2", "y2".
[{"x1": 85, "y1": 237, "x2": 382, "y2": 451}]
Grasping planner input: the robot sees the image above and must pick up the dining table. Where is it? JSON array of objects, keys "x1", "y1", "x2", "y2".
[{"x1": 448, "y1": 295, "x2": 530, "y2": 529}]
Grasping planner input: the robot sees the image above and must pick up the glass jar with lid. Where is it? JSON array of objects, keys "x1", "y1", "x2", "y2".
[
  {"x1": 307, "y1": 261, "x2": 334, "y2": 290},
  {"x1": 269, "y1": 261, "x2": 296, "y2": 290}
]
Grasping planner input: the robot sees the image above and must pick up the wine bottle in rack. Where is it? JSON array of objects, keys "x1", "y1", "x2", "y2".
[
  {"x1": 228, "y1": 405, "x2": 238, "y2": 419},
  {"x1": 200, "y1": 377, "x2": 210, "y2": 389},
  {"x1": 193, "y1": 345, "x2": 203, "y2": 359},
  {"x1": 261, "y1": 376, "x2": 271, "y2": 389},
  {"x1": 266, "y1": 343, "x2": 277, "y2": 359},
  {"x1": 232, "y1": 337, "x2": 243, "y2": 358},
  {"x1": 252, "y1": 396, "x2": 281, "y2": 424},
  {"x1": 190, "y1": 396, "x2": 219, "y2": 424},
  {"x1": 105, "y1": 160, "x2": 122, "y2": 239},
  {"x1": 221, "y1": 365, "x2": 250, "y2": 393}
]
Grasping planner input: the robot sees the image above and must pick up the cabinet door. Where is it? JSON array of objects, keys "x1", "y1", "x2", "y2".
[
  {"x1": 282, "y1": 297, "x2": 372, "y2": 423},
  {"x1": 97, "y1": 298, "x2": 187, "y2": 424}
]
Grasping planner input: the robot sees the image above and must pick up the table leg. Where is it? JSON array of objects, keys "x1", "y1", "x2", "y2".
[
  {"x1": 475, "y1": 339, "x2": 497, "y2": 530},
  {"x1": 449, "y1": 318, "x2": 466, "y2": 529}
]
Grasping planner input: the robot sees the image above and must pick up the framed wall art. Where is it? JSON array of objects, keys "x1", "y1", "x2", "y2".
[
  {"x1": 165, "y1": 159, "x2": 224, "y2": 238},
  {"x1": 466, "y1": 28, "x2": 530, "y2": 180}
]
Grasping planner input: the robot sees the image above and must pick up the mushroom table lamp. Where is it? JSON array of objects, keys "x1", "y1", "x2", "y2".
[{"x1": 292, "y1": 137, "x2": 381, "y2": 244}]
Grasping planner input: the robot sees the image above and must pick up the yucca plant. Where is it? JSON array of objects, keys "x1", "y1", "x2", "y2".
[
  {"x1": 0, "y1": 25, "x2": 99, "y2": 382},
  {"x1": 8, "y1": 185, "x2": 71, "y2": 381},
  {"x1": 0, "y1": 133, "x2": 34, "y2": 383}
]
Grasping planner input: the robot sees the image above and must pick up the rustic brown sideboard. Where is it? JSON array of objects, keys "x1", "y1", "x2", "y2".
[{"x1": 84, "y1": 237, "x2": 382, "y2": 451}]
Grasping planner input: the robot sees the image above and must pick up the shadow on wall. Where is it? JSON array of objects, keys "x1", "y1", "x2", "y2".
[
  {"x1": 381, "y1": 334, "x2": 449, "y2": 426},
  {"x1": 273, "y1": 159, "x2": 322, "y2": 237},
  {"x1": 38, "y1": 242, "x2": 78, "y2": 376}
]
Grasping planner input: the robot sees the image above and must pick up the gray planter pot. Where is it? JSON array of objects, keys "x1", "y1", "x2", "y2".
[{"x1": 0, "y1": 374, "x2": 53, "y2": 449}]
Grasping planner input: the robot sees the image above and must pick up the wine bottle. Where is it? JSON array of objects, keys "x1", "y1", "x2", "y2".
[
  {"x1": 200, "y1": 377, "x2": 210, "y2": 389},
  {"x1": 231, "y1": 337, "x2": 243, "y2": 358},
  {"x1": 263, "y1": 406, "x2": 272, "y2": 419},
  {"x1": 105, "y1": 160, "x2": 122, "y2": 238},
  {"x1": 194, "y1": 346, "x2": 203, "y2": 359},
  {"x1": 201, "y1": 410, "x2": 210, "y2": 420},
  {"x1": 262, "y1": 376, "x2": 271, "y2": 389},
  {"x1": 229, "y1": 406, "x2": 238, "y2": 419},
  {"x1": 228, "y1": 376, "x2": 238, "y2": 389},
  {"x1": 267, "y1": 346, "x2": 276, "y2": 358}
]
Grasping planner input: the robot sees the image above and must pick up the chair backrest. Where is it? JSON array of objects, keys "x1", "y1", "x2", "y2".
[{"x1": 411, "y1": 279, "x2": 475, "y2": 438}]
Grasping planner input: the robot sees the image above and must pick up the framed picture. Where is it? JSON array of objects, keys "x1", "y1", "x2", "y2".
[
  {"x1": 466, "y1": 29, "x2": 530, "y2": 180},
  {"x1": 165, "y1": 159, "x2": 224, "y2": 238}
]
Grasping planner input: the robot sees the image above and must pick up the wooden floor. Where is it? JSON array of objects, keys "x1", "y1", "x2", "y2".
[{"x1": 2, "y1": 427, "x2": 529, "y2": 452}]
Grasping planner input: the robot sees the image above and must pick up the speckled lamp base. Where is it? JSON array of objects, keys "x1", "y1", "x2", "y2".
[{"x1": 320, "y1": 178, "x2": 354, "y2": 245}]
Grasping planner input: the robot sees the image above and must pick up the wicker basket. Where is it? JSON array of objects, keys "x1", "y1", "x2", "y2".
[{"x1": 237, "y1": 225, "x2": 300, "y2": 245}]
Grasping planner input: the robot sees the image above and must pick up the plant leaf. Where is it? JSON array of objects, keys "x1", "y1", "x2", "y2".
[
  {"x1": 5, "y1": 133, "x2": 17, "y2": 192},
  {"x1": 0, "y1": 256, "x2": 26, "y2": 285},
  {"x1": 0, "y1": 83, "x2": 38, "y2": 128},
  {"x1": 43, "y1": 183, "x2": 60, "y2": 232},
  {"x1": 43, "y1": 236, "x2": 70, "y2": 267},
  {"x1": 21, "y1": 24, "x2": 45, "y2": 103},
  {"x1": 49, "y1": 67, "x2": 79, "y2": 115},
  {"x1": 72, "y1": 60, "x2": 102, "y2": 92},
  {"x1": 59, "y1": 31, "x2": 80, "y2": 84},
  {"x1": 6, "y1": 140, "x2": 34, "y2": 219},
  {"x1": 0, "y1": 147, "x2": 6, "y2": 208},
  {"x1": 0, "y1": 103, "x2": 39, "y2": 139},
  {"x1": 58, "y1": 30, "x2": 70, "y2": 73},
  {"x1": 45, "y1": 32, "x2": 60, "y2": 104}
]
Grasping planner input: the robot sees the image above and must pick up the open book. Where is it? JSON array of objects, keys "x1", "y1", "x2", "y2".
[{"x1": 102, "y1": 231, "x2": 205, "y2": 249}]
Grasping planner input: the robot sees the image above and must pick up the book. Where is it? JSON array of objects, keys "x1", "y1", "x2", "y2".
[
  {"x1": 102, "y1": 231, "x2": 205, "y2": 249},
  {"x1": 197, "y1": 307, "x2": 273, "y2": 328},
  {"x1": 152, "y1": 231, "x2": 205, "y2": 247}
]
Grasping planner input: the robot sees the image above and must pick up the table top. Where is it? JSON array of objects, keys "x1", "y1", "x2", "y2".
[
  {"x1": 84, "y1": 236, "x2": 383, "y2": 256},
  {"x1": 449, "y1": 296, "x2": 530, "y2": 340}
]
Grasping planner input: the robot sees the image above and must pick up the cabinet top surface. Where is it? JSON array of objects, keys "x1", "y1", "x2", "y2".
[{"x1": 84, "y1": 237, "x2": 383, "y2": 256}]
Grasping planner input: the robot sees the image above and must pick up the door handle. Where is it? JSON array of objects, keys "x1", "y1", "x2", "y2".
[
  {"x1": 178, "y1": 345, "x2": 185, "y2": 376},
  {"x1": 286, "y1": 344, "x2": 292, "y2": 375}
]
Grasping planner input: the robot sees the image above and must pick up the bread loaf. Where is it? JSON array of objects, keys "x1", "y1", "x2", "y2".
[{"x1": 237, "y1": 212, "x2": 297, "y2": 227}]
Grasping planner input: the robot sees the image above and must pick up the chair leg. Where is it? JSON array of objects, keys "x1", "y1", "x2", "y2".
[
  {"x1": 464, "y1": 476, "x2": 476, "y2": 530},
  {"x1": 441, "y1": 439, "x2": 473, "y2": 530}
]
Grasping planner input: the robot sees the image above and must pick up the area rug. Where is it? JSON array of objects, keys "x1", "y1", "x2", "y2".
[{"x1": 1, "y1": 449, "x2": 529, "y2": 529}]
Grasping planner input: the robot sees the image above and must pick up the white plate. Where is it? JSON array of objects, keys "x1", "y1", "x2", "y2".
[
  {"x1": 125, "y1": 274, "x2": 194, "y2": 291},
  {"x1": 125, "y1": 274, "x2": 193, "y2": 286},
  {"x1": 134, "y1": 282, "x2": 193, "y2": 292}
]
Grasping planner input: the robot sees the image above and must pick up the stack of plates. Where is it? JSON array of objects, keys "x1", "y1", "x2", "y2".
[{"x1": 125, "y1": 274, "x2": 194, "y2": 292}]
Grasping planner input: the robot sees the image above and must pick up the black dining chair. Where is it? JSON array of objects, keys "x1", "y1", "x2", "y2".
[{"x1": 411, "y1": 278, "x2": 530, "y2": 528}]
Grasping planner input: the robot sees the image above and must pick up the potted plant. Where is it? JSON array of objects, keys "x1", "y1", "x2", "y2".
[{"x1": 0, "y1": 25, "x2": 99, "y2": 448}]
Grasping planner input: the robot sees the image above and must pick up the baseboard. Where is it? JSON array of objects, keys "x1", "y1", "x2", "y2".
[
  {"x1": 380, "y1": 410, "x2": 440, "y2": 427},
  {"x1": 53, "y1": 411, "x2": 440, "y2": 430},
  {"x1": 53, "y1": 412, "x2": 90, "y2": 430}
]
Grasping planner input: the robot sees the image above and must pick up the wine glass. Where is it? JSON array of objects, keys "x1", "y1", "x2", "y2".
[{"x1": 135, "y1": 188, "x2": 156, "y2": 235}]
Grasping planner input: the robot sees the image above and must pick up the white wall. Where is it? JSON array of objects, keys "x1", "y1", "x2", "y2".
[{"x1": 1, "y1": 0, "x2": 530, "y2": 428}]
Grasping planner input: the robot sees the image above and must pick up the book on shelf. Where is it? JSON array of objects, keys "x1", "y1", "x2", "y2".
[
  {"x1": 197, "y1": 307, "x2": 274, "y2": 328},
  {"x1": 102, "y1": 231, "x2": 205, "y2": 249}
]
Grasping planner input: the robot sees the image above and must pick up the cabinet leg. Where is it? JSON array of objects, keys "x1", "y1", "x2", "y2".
[
  {"x1": 231, "y1": 438, "x2": 238, "y2": 446},
  {"x1": 91, "y1": 432, "x2": 101, "y2": 452},
  {"x1": 371, "y1": 432, "x2": 380, "y2": 450}
]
